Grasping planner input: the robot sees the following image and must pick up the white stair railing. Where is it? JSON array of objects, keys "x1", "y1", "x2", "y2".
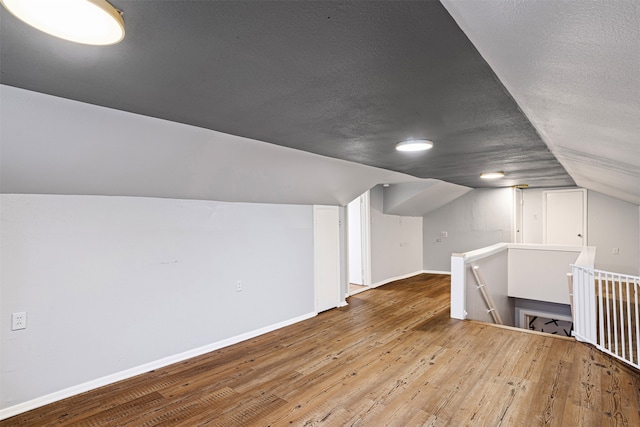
[{"x1": 572, "y1": 265, "x2": 640, "y2": 370}]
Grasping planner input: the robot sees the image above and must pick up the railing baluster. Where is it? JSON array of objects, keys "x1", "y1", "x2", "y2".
[
  {"x1": 605, "y1": 274, "x2": 612, "y2": 353},
  {"x1": 568, "y1": 272, "x2": 582, "y2": 336},
  {"x1": 589, "y1": 268, "x2": 596, "y2": 342},
  {"x1": 612, "y1": 273, "x2": 620, "y2": 356},
  {"x1": 577, "y1": 269, "x2": 583, "y2": 338},
  {"x1": 626, "y1": 276, "x2": 632, "y2": 363},
  {"x1": 578, "y1": 270, "x2": 583, "y2": 338},
  {"x1": 598, "y1": 270, "x2": 605, "y2": 348},
  {"x1": 636, "y1": 277, "x2": 640, "y2": 366},
  {"x1": 618, "y1": 274, "x2": 626, "y2": 359}
]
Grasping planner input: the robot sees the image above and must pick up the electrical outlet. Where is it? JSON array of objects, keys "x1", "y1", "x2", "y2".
[
  {"x1": 12, "y1": 312, "x2": 27, "y2": 330},
  {"x1": 612, "y1": 248, "x2": 620, "y2": 255},
  {"x1": 236, "y1": 280, "x2": 243, "y2": 292},
  {"x1": 440, "y1": 231, "x2": 448, "y2": 238}
]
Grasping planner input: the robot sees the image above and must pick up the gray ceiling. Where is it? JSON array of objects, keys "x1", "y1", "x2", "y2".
[{"x1": 0, "y1": 0, "x2": 577, "y2": 191}]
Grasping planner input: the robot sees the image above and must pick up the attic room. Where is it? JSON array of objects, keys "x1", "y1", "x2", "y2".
[{"x1": 1, "y1": 0, "x2": 639, "y2": 424}]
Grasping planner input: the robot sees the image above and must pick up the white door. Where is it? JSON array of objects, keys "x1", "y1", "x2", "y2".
[
  {"x1": 543, "y1": 189, "x2": 586, "y2": 246},
  {"x1": 314, "y1": 205, "x2": 341, "y2": 312}
]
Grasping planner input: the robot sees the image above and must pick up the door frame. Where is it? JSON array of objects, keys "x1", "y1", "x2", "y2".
[
  {"x1": 542, "y1": 188, "x2": 587, "y2": 245},
  {"x1": 512, "y1": 188, "x2": 524, "y2": 243},
  {"x1": 360, "y1": 191, "x2": 372, "y2": 287},
  {"x1": 346, "y1": 191, "x2": 372, "y2": 296}
]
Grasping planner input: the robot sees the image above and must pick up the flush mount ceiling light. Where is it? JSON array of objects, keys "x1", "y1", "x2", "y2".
[
  {"x1": 1, "y1": 0, "x2": 125, "y2": 45},
  {"x1": 480, "y1": 172, "x2": 505, "y2": 180},
  {"x1": 395, "y1": 139, "x2": 434, "y2": 152}
]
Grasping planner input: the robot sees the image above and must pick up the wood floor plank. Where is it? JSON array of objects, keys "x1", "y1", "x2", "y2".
[{"x1": 2, "y1": 274, "x2": 639, "y2": 426}]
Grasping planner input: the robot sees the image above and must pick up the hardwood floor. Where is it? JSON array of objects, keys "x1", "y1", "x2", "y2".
[{"x1": 3, "y1": 274, "x2": 640, "y2": 426}]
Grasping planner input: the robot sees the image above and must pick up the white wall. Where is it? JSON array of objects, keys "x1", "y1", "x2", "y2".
[
  {"x1": 522, "y1": 188, "x2": 640, "y2": 275},
  {"x1": 508, "y1": 246, "x2": 582, "y2": 305},
  {"x1": 369, "y1": 186, "x2": 423, "y2": 285},
  {"x1": 0, "y1": 195, "x2": 314, "y2": 412},
  {"x1": 423, "y1": 188, "x2": 514, "y2": 272},
  {"x1": 587, "y1": 191, "x2": 639, "y2": 275}
]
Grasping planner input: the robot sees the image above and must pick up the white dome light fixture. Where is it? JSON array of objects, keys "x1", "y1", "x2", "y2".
[
  {"x1": 480, "y1": 172, "x2": 505, "y2": 180},
  {"x1": 1, "y1": 0, "x2": 125, "y2": 46},
  {"x1": 395, "y1": 139, "x2": 434, "y2": 152}
]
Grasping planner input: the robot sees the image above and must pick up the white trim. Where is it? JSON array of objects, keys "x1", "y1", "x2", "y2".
[
  {"x1": 422, "y1": 269, "x2": 451, "y2": 275},
  {"x1": 361, "y1": 191, "x2": 372, "y2": 287},
  {"x1": 453, "y1": 242, "x2": 509, "y2": 263},
  {"x1": 508, "y1": 243, "x2": 584, "y2": 252},
  {"x1": 0, "y1": 312, "x2": 316, "y2": 421},
  {"x1": 450, "y1": 256, "x2": 467, "y2": 319},
  {"x1": 370, "y1": 270, "x2": 424, "y2": 288}
]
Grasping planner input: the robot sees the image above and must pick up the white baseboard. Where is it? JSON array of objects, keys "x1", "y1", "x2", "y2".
[{"x1": 0, "y1": 312, "x2": 317, "y2": 421}]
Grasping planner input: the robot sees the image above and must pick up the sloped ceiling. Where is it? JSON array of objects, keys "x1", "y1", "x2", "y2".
[
  {"x1": 1, "y1": 1, "x2": 636, "y2": 208},
  {"x1": 1, "y1": 0, "x2": 575, "y2": 200},
  {"x1": 442, "y1": 0, "x2": 640, "y2": 205}
]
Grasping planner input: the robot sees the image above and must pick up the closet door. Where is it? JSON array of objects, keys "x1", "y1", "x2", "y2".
[{"x1": 314, "y1": 205, "x2": 341, "y2": 312}]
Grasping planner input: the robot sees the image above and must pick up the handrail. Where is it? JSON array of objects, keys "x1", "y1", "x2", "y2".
[{"x1": 470, "y1": 264, "x2": 503, "y2": 325}]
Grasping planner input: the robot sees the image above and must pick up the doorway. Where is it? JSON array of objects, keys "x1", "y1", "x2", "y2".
[
  {"x1": 347, "y1": 191, "x2": 371, "y2": 296},
  {"x1": 543, "y1": 189, "x2": 587, "y2": 246}
]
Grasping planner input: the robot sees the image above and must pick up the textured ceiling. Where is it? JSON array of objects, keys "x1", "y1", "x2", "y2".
[
  {"x1": 0, "y1": 0, "x2": 575, "y2": 192},
  {"x1": 442, "y1": 0, "x2": 640, "y2": 204}
]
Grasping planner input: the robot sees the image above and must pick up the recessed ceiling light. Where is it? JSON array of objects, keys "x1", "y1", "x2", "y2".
[
  {"x1": 1, "y1": 0, "x2": 125, "y2": 45},
  {"x1": 395, "y1": 139, "x2": 434, "y2": 152},
  {"x1": 480, "y1": 172, "x2": 505, "y2": 180}
]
